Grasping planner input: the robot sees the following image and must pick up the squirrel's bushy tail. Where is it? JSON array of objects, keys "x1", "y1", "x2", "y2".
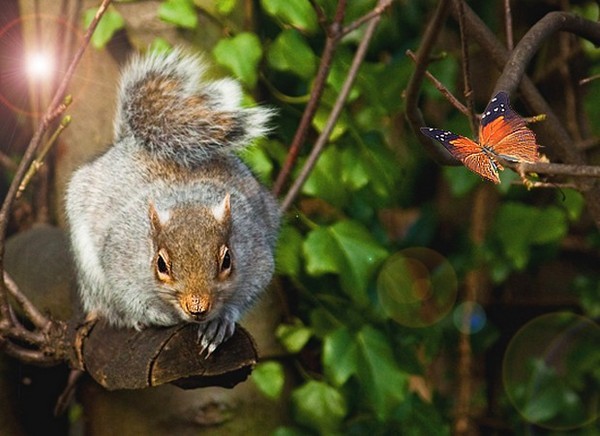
[{"x1": 113, "y1": 49, "x2": 272, "y2": 167}]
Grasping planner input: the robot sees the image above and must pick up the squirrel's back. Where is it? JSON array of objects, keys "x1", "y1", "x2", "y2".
[{"x1": 113, "y1": 49, "x2": 272, "y2": 167}]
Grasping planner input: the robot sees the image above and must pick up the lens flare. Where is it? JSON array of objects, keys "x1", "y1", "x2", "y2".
[
  {"x1": 503, "y1": 312, "x2": 599, "y2": 430},
  {"x1": 453, "y1": 301, "x2": 487, "y2": 334},
  {"x1": 0, "y1": 14, "x2": 91, "y2": 117},
  {"x1": 377, "y1": 247, "x2": 458, "y2": 328},
  {"x1": 25, "y1": 51, "x2": 54, "y2": 79}
]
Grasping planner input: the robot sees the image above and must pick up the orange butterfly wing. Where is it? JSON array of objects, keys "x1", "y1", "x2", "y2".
[
  {"x1": 479, "y1": 92, "x2": 540, "y2": 163},
  {"x1": 420, "y1": 127, "x2": 501, "y2": 184}
]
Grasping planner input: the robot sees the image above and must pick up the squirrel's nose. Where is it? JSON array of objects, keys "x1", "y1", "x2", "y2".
[{"x1": 182, "y1": 294, "x2": 211, "y2": 318}]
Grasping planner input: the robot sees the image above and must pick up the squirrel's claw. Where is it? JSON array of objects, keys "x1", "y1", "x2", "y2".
[{"x1": 197, "y1": 317, "x2": 236, "y2": 358}]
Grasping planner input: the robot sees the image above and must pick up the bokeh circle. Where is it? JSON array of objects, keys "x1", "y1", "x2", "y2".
[
  {"x1": 503, "y1": 312, "x2": 599, "y2": 430},
  {"x1": 376, "y1": 247, "x2": 458, "y2": 328}
]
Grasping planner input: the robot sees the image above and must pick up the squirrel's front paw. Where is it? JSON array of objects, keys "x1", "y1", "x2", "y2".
[{"x1": 197, "y1": 317, "x2": 236, "y2": 358}]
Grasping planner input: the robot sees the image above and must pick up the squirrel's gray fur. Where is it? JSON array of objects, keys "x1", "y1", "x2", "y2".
[{"x1": 65, "y1": 49, "x2": 280, "y2": 356}]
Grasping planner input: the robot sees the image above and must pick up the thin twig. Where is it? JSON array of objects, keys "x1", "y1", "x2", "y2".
[
  {"x1": 308, "y1": 0, "x2": 329, "y2": 31},
  {"x1": 579, "y1": 73, "x2": 600, "y2": 85},
  {"x1": 3, "y1": 272, "x2": 51, "y2": 330},
  {"x1": 272, "y1": 1, "x2": 347, "y2": 197},
  {"x1": 405, "y1": 49, "x2": 470, "y2": 117},
  {"x1": 17, "y1": 115, "x2": 72, "y2": 199},
  {"x1": 454, "y1": 0, "x2": 477, "y2": 134},
  {"x1": 0, "y1": 0, "x2": 113, "y2": 352},
  {"x1": 2, "y1": 341, "x2": 58, "y2": 366},
  {"x1": 404, "y1": 0, "x2": 454, "y2": 165},
  {"x1": 504, "y1": 0, "x2": 514, "y2": 50},
  {"x1": 514, "y1": 161, "x2": 600, "y2": 178},
  {"x1": 341, "y1": 0, "x2": 393, "y2": 36},
  {"x1": 280, "y1": 0, "x2": 389, "y2": 212}
]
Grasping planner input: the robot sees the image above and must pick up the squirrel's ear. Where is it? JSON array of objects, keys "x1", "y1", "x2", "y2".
[
  {"x1": 149, "y1": 202, "x2": 171, "y2": 231},
  {"x1": 212, "y1": 193, "x2": 231, "y2": 223}
]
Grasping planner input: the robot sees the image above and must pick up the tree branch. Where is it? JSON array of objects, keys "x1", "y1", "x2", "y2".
[
  {"x1": 451, "y1": 3, "x2": 600, "y2": 228},
  {"x1": 272, "y1": 1, "x2": 347, "y2": 197},
  {"x1": 404, "y1": 0, "x2": 455, "y2": 165},
  {"x1": 453, "y1": 0, "x2": 477, "y2": 135},
  {"x1": 0, "y1": 0, "x2": 112, "y2": 364},
  {"x1": 0, "y1": 0, "x2": 114, "y2": 334},
  {"x1": 405, "y1": 50, "x2": 470, "y2": 117},
  {"x1": 494, "y1": 12, "x2": 600, "y2": 95},
  {"x1": 280, "y1": 0, "x2": 390, "y2": 212}
]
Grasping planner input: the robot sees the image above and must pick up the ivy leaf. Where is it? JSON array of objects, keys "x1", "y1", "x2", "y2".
[
  {"x1": 83, "y1": 6, "x2": 125, "y2": 49},
  {"x1": 302, "y1": 147, "x2": 348, "y2": 207},
  {"x1": 341, "y1": 146, "x2": 370, "y2": 191},
  {"x1": 213, "y1": 32, "x2": 263, "y2": 88},
  {"x1": 267, "y1": 29, "x2": 317, "y2": 79},
  {"x1": 303, "y1": 221, "x2": 388, "y2": 304},
  {"x1": 356, "y1": 326, "x2": 408, "y2": 420},
  {"x1": 312, "y1": 106, "x2": 349, "y2": 141},
  {"x1": 215, "y1": 0, "x2": 237, "y2": 15},
  {"x1": 158, "y1": 0, "x2": 198, "y2": 29},
  {"x1": 292, "y1": 381, "x2": 347, "y2": 433},
  {"x1": 276, "y1": 225, "x2": 304, "y2": 277},
  {"x1": 323, "y1": 327, "x2": 358, "y2": 386},
  {"x1": 276, "y1": 319, "x2": 312, "y2": 353},
  {"x1": 330, "y1": 221, "x2": 389, "y2": 302},
  {"x1": 494, "y1": 203, "x2": 567, "y2": 269},
  {"x1": 239, "y1": 145, "x2": 273, "y2": 185},
  {"x1": 302, "y1": 226, "x2": 341, "y2": 276},
  {"x1": 147, "y1": 37, "x2": 172, "y2": 54},
  {"x1": 252, "y1": 361, "x2": 285, "y2": 399},
  {"x1": 260, "y1": 0, "x2": 318, "y2": 33},
  {"x1": 443, "y1": 166, "x2": 479, "y2": 197}
]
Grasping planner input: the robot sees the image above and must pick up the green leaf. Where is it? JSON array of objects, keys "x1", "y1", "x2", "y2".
[
  {"x1": 494, "y1": 203, "x2": 567, "y2": 269},
  {"x1": 276, "y1": 225, "x2": 304, "y2": 277},
  {"x1": 303, "y1": 221, "x2": 388, "y2": 303},
  {"x1": 272, "y1": 427, "x2": 309, "y2": 436},
  {"x1": 302, "y1": 226, "x2": 341, "y2": 276},
  {"x1": 323, "y1": 327, "x2": 358, "y2": 386},
  {"x1": 312, "y1": 106, "x2": 348, "y2": 141},
  {"x1": 443, "y1": 166, "x2": 479, "y2": 197},
  {"x1": 301, "y1": 147, "x2": 348, "y2": 206},
  {"x1": 147, "y1": 37, "x2": 172, "y2": 54},
  {"x1": 561, "y1": 189, "x2": 585, "y2": 222},
  {"x1": 260, "y1": 0, "x2": 318, "y2": 33},
  {"x1": 267, "y1": 29, "x2": 317, "y2": 79},
  {"x1": 239, "y1": 145, "x2": 273, "y2": 184},
  {"x1": 215, "y1": 0, "x2": 237, "y2": 15},
  {"x1": 83, "y1": 7, "x2": 125, "y2": 49},
  {"x1": 356, "y1": 326, "x2": 408, "y2": 420},
  {"x1": 213, "y1": 32, "x2": 263, "y2": 88},
  {"x1": 329, "y1": 221, "x2": 389, "y2": 302},
  {"x1": 291, "y1": 381, "x2": 347, "y2": 433},
  {"x1": 276, "y1": 319, "x2": 312, "y2": 353},
  {"x1": 158, "y1": 0, "x2": 198, "y2": 29},
  {"x1": 252, "y1": 361, "x2": 285, "y2": 399},
  {"x1": 521, "y1": 382, "x2": 565, "y2": 423},
  {"x1": 341, "y1": 146, "x2": 369, "y2": 191}
]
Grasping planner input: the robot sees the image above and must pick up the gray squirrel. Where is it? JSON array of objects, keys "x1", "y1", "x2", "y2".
[{"x1": 65, "y1": 49, "x2": 280, "y2": 357}]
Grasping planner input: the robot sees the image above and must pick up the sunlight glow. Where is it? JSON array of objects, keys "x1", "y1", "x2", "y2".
[{"x1": 25, "y1": 51, "x2": 54, "y2": 80}]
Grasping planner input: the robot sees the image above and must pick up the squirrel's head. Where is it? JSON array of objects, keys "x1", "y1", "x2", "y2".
[{"x1": 148, "y1": 194, "x2": 233, "y2": 323}]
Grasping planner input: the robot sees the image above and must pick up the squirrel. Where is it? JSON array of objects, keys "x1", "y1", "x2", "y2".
[{"x1": 65, "y1": 49, "x2": 280, "y2": 357}]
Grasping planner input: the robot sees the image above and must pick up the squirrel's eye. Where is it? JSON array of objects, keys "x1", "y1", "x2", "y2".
[
  {"x1": 157, "y1": 254, "x2": 168, "y2": 274},
  {"x1": 156, "y1": 249, "x2": 171, "y2": 281},
  {"x1": 221, "y1": 249, "x2": 231, "y2": 271},
  {"x1": 219, "y1": 245, "x2": 232, "y2": 278}
]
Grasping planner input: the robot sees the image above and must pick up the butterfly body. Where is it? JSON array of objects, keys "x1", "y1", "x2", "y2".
[{"x1": 421, "y1": 92, "x2": 539, "y2": 184}]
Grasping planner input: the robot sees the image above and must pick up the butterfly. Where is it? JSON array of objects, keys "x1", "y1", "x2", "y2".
[{"x1": 420, "y1": 91, "x2": 540, "y2": 184}]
